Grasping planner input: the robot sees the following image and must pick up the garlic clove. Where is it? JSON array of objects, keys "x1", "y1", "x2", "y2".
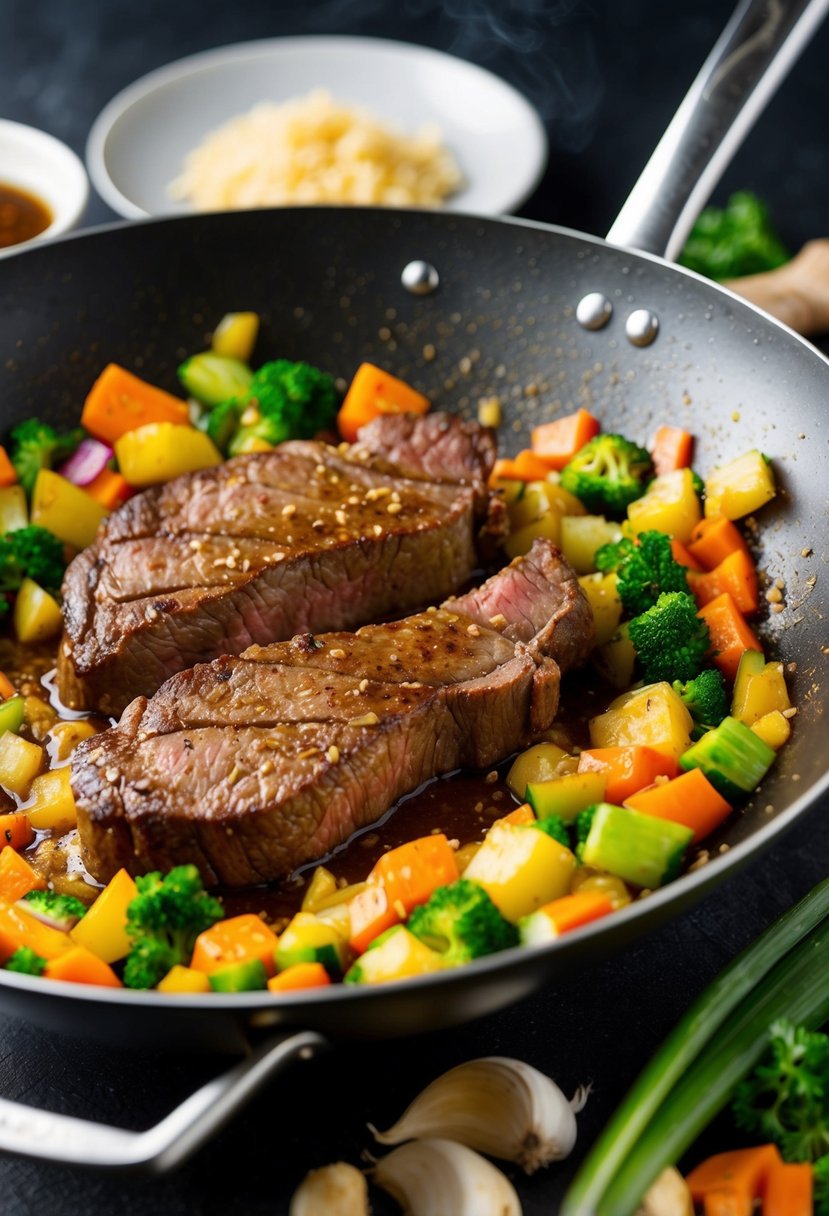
[
  {"x1": 373, "y1": 1137, "x2": 521, "y2": 1216},
  {"x1": 372, "y1": 1056, "x2": 587, "y2": 1174},
  {"x1": 289, "y1": 1161, "x2": 371, "y2": 1216},
  {"x1": 636, "y1": 1166, "x2": 694, "y2": 1216}
]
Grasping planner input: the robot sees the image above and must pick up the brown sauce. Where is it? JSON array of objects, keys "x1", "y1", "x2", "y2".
[{"x1": 0, "y1": 181, "x2": 52, "y2": 249}]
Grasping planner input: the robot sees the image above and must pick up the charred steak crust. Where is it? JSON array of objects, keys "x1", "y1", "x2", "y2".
[
  {"x1": 58, "y1": 414, "x2": 502, "y2": 717},
  {"x1": 73, "y1": 541, "x2": 594, "y2": 888}
]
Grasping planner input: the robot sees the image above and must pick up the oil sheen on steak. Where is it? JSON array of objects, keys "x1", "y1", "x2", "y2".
[
  {"x1": 73, "y1": 541, "x2": 593, "y2": 887},
  {"x1": 57, "y1": 414, "x2": 502, "y2": 717}
]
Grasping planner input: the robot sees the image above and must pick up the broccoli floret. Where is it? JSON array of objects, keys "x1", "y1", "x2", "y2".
[
  {"x1": 559, "y1": 434, "x2": 652, "y2": 518},
  {"x1": 629, "y1": 592, "x2": 710, "y2": 684},
  {"x1": 5, "y1": 946, "x2": 47, "y2": 976},
  {"x1": 201, "y1": 398, "x2": 241, "y2": 452},
  {"x1": 815, "y1": 1156, "x2": 829, "y2": 1216},
  {"x1": 732, "y1": 1018, "x2": 829, "y2": 1163},
  {"x1": 22, "y1": 888, "x2": 87, "y2": 929},
  {"x1": 407, "y1": 879, "x2": 518, "y2": 965},
  {"x1": 673, "y1": 669, "x2": 729, "y2": 738},
  {"x1": 690, "y1": 470, "x2": 705, "y2": 498},
  {"x1": 680, "y1": 191, "x2": 789, "y2": 281},
  {"x1": 225, "y1": 359, "x2": 339, "y2": 454},
  {"x1": 123, "y1": 864, "x2": 224, "y2": 989},
  {"x1": 9, "y1": 419, "x2": 85, "y2": 496},
  {"x1": 530, "y1": 815, "x2": 570, "y2": 847},
  {"x1": 0, "y1": 525, "x2": 66, "y2": 593},
  {"x1": 574, "y1": 806, "x2": 598, "y2": 862},
  {"x1": 596, "y1": 530, "x2": 689, "y2": 617}
]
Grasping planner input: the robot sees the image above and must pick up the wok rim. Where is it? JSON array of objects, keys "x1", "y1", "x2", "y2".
[{"x1": 0, "y1": 204, "x2": 826, "y2": 1018}]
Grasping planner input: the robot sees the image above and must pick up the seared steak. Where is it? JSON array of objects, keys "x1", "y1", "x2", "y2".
[
  {"x1": 58, "y1": 414, "x2": 501, "y2": 717},
  {"x1": 73, "y1": 541, "x2": 593, "y2": 887}
]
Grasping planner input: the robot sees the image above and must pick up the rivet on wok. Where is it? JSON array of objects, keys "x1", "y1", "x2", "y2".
[
  {"x1": 576, "y1": 292, "x2": 612, "y2": 330},
  {"x1": 402, "y1": 261, "x2": 440, "y2": 295},
  {"x1": 625, "y1": 308, "x2": 659, "y2": 347}
]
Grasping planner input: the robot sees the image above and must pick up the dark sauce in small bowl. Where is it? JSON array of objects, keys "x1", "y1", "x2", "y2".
[{"x1": 0, "y1": 182, "x2": 52, "y2": 249}]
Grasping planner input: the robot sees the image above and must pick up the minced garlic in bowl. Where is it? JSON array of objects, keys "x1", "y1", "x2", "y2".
[{"x1": 168, "y1": 89, "x2": 464, "y2": 211}]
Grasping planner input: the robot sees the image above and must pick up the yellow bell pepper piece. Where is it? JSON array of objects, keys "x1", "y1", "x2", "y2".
[
  {"x1": 463, "y1": 823, "x2": 576, "y2": 923},
  {"x1": 13, "y1": 578, "x2": 63, "y2": 644},
  {"x1": 589, "y1": 682, "x2": 694, "y2": 760},
  {"x1": 732, "y1": 655, "x2": 791, "y2": 726},
  {"x1": 560, "y1": 515, "x2": 623, "y2": 575},
  {"x1": 506, "y1": 743, "x2": 569, "y2": 798},
  {"x1": 114, "y1": 422, "x2": 222, "y2": 487},
  {"x1": 751, "y1": 710, "x2": 792, "y2": 750},
  {"x1": 211, "y1": 312, "x2": 260, "y2": 362},
  {"x1": 592, "y1": 622, "x2": 637, "y2": 690},
  {"x1": 346, "y1": 926, "x2": 443, "y2": 984},
  {"x1": 570, "y1": 869, "x2": 631, "y2": 909},
  {"x1": 704, "y1": 449, "x2": 776, "y2": 520},
  {"x1": 504, "y1": 509, "x2": 562, "y2": 559},
  {"x1": 157, "y1": 964, "x2": 212, "y2": 994},
  {"x1": 626, "y1": 468, "x2": 702, "y2": 543},
  {"x1": 25, "y1": 767, "x2": 77, "y2": 832},
  {"x1": 0, "y1": 730, "x2": 43, "y2": 796},
  {"x1": 0, "y1": 484, "x2": 28, "y2": 533},
  {"x1": 70, "y1": 868, "x2": 138, "y2": 963},
  {"x1": 578, "y1": 571, "x2": 622, "y2": 647},
  {"x1": 31, "y1": 469, "x2": 107, "y2": 549}
]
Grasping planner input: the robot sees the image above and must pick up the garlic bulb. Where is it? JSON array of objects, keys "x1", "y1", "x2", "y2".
[
  {"x1": 371, "y1": 1056, "x2": 588, "y2": 1174},
  {"x1": 289, "y1": 1162, "x2": 370, "y2": 1216},
  {"x1": 373, "y1": 1137, "x2": 521, "y2": 1216}
]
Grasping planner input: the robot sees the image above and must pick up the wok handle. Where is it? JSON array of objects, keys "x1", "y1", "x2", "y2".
[
  {"x1": 607, "y1": 0, "x2": 829, "y2": 259},
  {"x1": 0, "y1": 1028, "x2": 327, "y2": 1173}
]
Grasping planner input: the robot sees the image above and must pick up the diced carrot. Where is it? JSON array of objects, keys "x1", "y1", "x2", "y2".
[
  {"x1": 337, "y1": 362, "x2": 430, "y2": 444},
  {"x1": 348, "y1": 883, "x2": 399, "y2": 955},
  {"x1": 577, "y1": 747, "x2": 679, "y2": 805},
  {"x1": 0, "y1": 671, "x2": 15, "y2": 700},
  {"x1": 45, "y1": 945, "x2": 122, "y2": 987},
  {"x1": 687, "y1": 1145, "x2": 781, "y2": 1216},
  {"x1": 671, "y1": 538, "x2": 705, "y2": 572},
  {"x1": 688, "y1": 516, "x2": 753, "y2": 571},
  {"x1": 537, "y1": 890, "x2": 614, "y2": 935},
  {"x1": 81, "y1": 363, "x2": 190, "y2": 444},
  {"x1": 689, "y1": 548, "x2": 759, "y2": 615},
  {"x1": 369, "y1": 834, "x2": 459, "y2": 919},
  {"x1": 0, "y1": 846, "x2": 45, "y2": 903},
  {"x1": 0, "y1": 447, "x2": 18, "y2": 488},
  {"x1": 698, "y1": 592, "x2": 762, "y2": 681},
  {"x1": 190, "y1": 913, "x2": 279, "y2": 977},
  {"x1": 625, "y1": 768, "x2": 732, "y2": 843},
  {"x1": 763, "y1": 1158, "x2": 812, "y2": 1216},
  {"x1": 0, "y1": 813, "x2": 35, "y2": 851},
  {"x1": 513, "y1": 449, "x2": 557, "y2": 480},
  {"x1": 531, "y1": 409, "x2": 601, "y2": 470},
  {"x1": 494, "y1": 803, "x2": 537, "y2": 828},
  {"x1": 0, "y1": 900, "x2": 73, "y2": 961},
  {"x1": 267, "y1": 962, "x2": 331, "y2": 993},
  {"x1": 85, "y1": 467, "x2": 133, "y2": 510},
  {"x1": 651, "y1": 425, "x2": 694, "y2": 475}
]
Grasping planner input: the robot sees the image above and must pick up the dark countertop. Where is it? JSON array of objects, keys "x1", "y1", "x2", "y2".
[{"x1": 1, "y1": 1, "x2": 828, "y2": 1213}]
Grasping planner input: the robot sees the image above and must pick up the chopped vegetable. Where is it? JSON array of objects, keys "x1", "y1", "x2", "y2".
[
  {"x1": 45, "y1": 946, "x2": 122, "y2": 987},
  {"x1": 114, "y1": 422, "x2": 222, "y2": 486},
  {"x1": 21, "y1": 889, "x2": 86, "y2": 931},
  {"x1": 680, "y1": 191, "x2": 789, "y2": 280},
  {"x1": 527, "y1": 772, "x2": 607, "y2": 822},
  {"x1": 685, "y1": 1145, "x2": 781, "y2": 1214},
  {"x1": 0, "y1": 525, "x2": 65, "y2": 594},
  {"x1": 0, "y1": 447, "x2": 18, "y2": 488},
  {"x1": 0, "y1": 485, "x2": 28, "y2": 535},
  {"x1": 764, "y1": 1157, "x2": 814, "y2": 1216},
  {"x1": 81, "y1": 363, "x2": 189, "y2": 443},
  {"x1": 672, "y1": 669, "x2": 730, "y2": 737},
  {"x1": 124, "y1": 865, "x2": 225, "y2": 989},
  {"x1": 576, "y1": 747, "x2": 678, "y2": 805},
  {"x1": 275, "y1": 911, "x2": 348, "y2": 977},
  {"x1": 208, "y1": 958, "x2": 268, "y2": 992},
  {"x1": 815, "y1": 1156, "x2": 829, "y2": 1216},
  {"x1": 520, "y1": 891, "x2": 614, "y2": 944},
  {"x1": 680, "y1": 715, "x2": 776, "y2": 801},
  {"x1": 688, "y1": 548, "x2": 759, "y2": 615},
  {"x1": 704, "y1": 450, "x2": 776, "y2": 521},
  {"x1": 626, "y1": 469, "x2": 703, "y2": 544},
  {"x1": 670, "y1": 538, "x2": 704, "y2": 571},
  {"x1": 578, "y1": 571, "x2": 623, "y2": 646},
  {"x1": 190, "y1": 912, "x2": 277, "y2": 978},
  {"x1": 267, "y1": 961, "x2": 332, "y2": 993},
  {"x1": 8, "y1": 418, "x2": 85, "y2": 495},
  {"x1": 56, "y1": 437, "x2": 114, "y2": 487},
  {"x1": 589, "y1": 681, "x2": 694, "y2": 761},
  {"x1": 688, "y1": 516, "x2": 753, "y2": 571},
  {"x1": 407, "y1": 878, "x2": 519, "y2": 964},
  {"x1": 177, "y1": 351, "x2": 253, "y2": 407},
  {"x1": 492, "y1": 450, "x2": 555, "y2": 482},
  {"x1": 0, "y1": 730, "x2": 43, "y2": 795},
  {"x1": 752, "y1": 710, "x2": 792, "y2": 751},
  {"x1": 227, "y1": 358, "x2": 339, "y2": 452},
  {"x1": 506, "y1": 742, "x2": 569, "y2": 798},
  {"x1": 463, "y1": 822, "x2": 576, "y2": 923},
  {"x1": 0, "y1": 694, "x2": 25, "y2": 737},
  {"x1": 337, "y1": 362, "x2": 428, "y2": 444},
  {"x1": 31, "y1": 469, "x2": 106, "y2": 549},
  {"x1": 628, "y1": 592, "x2": 710, "y2": 683},
  {"x1": 369, "y1": 834, "x2": 459, "y2": 919},
  {"x1": 211, "y1": 311, "x2": 260, "y2": 363},
  {"x1": 344, "y1": 925, "x2": 443, "y2": 984},
  {"x1": 559, "y1": 514, "x2": 623, "y2": 575},
  {"x1": 156, "y1": 965, "x2": 212, "y2": 994},
  {"x1": 24, "y1": 767, "x2": 76, "y2": 832},
  {"x1": 530, "y1": 815, "x2": 571, "y2": 847},
  {"x1": 559, "y1": 433, "x2": 651, "y2": 518},
  {"x1": 592, "y1": 622, "x2": 637, "y2": 690},
  {"x1": 650, "y1": 426, "x2": 694, "y2": 476},
  {"x1": 84, "y1": 467, "x2": 132, "y2": 510},
  {"x1": 732, "y1": 652, "x2": 791, "y2": 727},
  {"x1": 581, "y1": 803, "x2": 693, "y2": 889},
  {"x1": 0, "y1": 847, "x2": 44, "y2": 903},
  {"x1": 0, "y1": 812, "x2": 34, "y2": 851},
  {"x1": 348, "y1": 883, "x2": 400, "y2": 955},
  {"x1": 70, "y1": 868, "x2": 137, "y2": 963},
  {"x1": 624, "y1": 769, "x2": 732, "y2": 844},
  {"x1": 531, "y1": 409, "x2": 601, "y2": 470},
  {"x1": 596, "y1": 531, "x2": 689, "y2": 617},
  {"x1": 5, "y1": 945, "x2": 47, "y2": 975},
  {"x1": 13, "y1": 577, "x2": 63, "y2": 644},
  {"x1": 0, "y1": 900, "x2": 73, "y2": 961},
  {"x1": 698, "y1": 592, "x2": 762, "y2": 681}
]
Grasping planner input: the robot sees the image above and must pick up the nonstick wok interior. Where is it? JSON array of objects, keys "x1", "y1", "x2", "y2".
[{"x1": 0, "y1": 205, "x2": 826, "y2": 1048}]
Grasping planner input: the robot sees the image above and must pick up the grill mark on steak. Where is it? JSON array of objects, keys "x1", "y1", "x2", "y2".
[
  {"x1": 72, "y1": 541, "x2": 594, "y2": 888},
  {"x1": 58, "y1": 415, "x2": 503, "y2": 717}
]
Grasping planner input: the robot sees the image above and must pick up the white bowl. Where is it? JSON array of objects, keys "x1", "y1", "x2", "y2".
[
  {"x1": 0, "y1": 120, "x2": 89, "y2": 257},
  {"x1": 87, "y1": 36, "x2": 548, "y2": 219}
]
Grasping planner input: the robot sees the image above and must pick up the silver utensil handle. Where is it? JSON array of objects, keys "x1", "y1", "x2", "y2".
[
  {"x1": 608, "y1": 0, "x2": 829, "y2": 258},
  {"x1": 0, "y1": 1029, "x2": 327, "y2": 1172}
]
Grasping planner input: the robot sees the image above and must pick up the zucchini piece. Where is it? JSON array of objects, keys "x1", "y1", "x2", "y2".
[
  {"x1": 526, "y1": 772, "x2": 608, "y2": 823},
  {"x1": 275, "y1": 911, "x2": 348, "y2": 977},
  {"x1": 679, "y1": 716, "x2": 776, "y2": 801},
  {"x1": 0, "y1": 695, "x2": 25, "y2": 737},
  {"x1": 177, "y1": 352, "x2": 253, "y2": 407},
  {"x1": 581, "y1": 803, "x2": 693, "y2": 889},
  {"x1": 208, "y1": 958, "x2": 268, "y2": 992}
]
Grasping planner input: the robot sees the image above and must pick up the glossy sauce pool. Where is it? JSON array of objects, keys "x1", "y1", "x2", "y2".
[{"x1": 0, "y1": 182, "x2": 52, "y2": 249}]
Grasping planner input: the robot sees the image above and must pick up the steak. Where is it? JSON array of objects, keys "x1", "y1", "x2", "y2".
[
  {"x1": 57, "y1": 414, "x2": 502, "y2": 717},
  {"x1": 73, "y1": 541, "x2": 594, "y2": 888}
]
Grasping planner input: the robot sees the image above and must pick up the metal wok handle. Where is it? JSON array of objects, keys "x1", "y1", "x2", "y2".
[
  {"x1": 608, "y1": 0, "x2": 829, "y2": 259},
  {"x1": 0, "y1": 1029, "x2": 327, "y2": 1172}
]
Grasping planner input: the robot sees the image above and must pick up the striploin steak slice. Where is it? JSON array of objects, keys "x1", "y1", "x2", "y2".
[
  {"x1": 73, "y1": 540, "x2": 593, "y2": 888},
  {"x1": 58, "y1": 413, "x2": 502, "y2": 717}
]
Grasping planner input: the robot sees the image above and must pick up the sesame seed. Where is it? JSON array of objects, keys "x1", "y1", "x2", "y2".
[
  {"x1": 347, "y1": 495, "x2": 360, "y2": 505},
  {"x1": 373, "y1": 524, "x2": 383, "y2": 536},
  {"x1": 802, "y1": 547, "x2": 813, "y2": 557},
  {"x1": 260, "y1": 760, "x2": 274, "y2": 776},
  {"x1": 330, "y1": 648, "x2": 346, "y2": 659},
  {"x1": 298, "y1": 747, "x2": 320, "y2": 760},
  {"x1": 281, "y1": 504, "x2": 297, "y2": 517},
  {"x1": 782, "y1": 707, "x2": 797, "y2": 718},
  {"x1": 227, "y1": 765, "x2": 242, "y2": 785},
  {"x1": 327, "y1": 745, "x2": 340, "y2": 764},
  {"x1": 105, "y1": 767, "x2": 119, "y2": 782},
  {"x1": 335, "y1": 509, "x2": 347, "y2": 526},
  {"x1": 348, "y1": 712, "x2": 380, "y2": 727},
  {"x1": 359, "y1": 679, "x2": 369, "y2": 692},
  {"x1": 311, "y1": 519, "x2": 325, "y2": 530},
  {"x1": 466, "y1": 623, "x2": 481, "y2": 637},
  {"x1": 489, "y1": 613, "x2": 508, "y2": 629},
  {"x1": 485, "y1": 770, "x2": 499, "y2": 784}
]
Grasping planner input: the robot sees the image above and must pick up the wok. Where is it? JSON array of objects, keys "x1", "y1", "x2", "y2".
[{"x1": 0, "y1": 0, "x2": 827, "y2": 1172}]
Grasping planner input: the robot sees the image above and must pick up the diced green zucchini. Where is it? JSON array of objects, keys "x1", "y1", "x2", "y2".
[
  {"x1": 344, "y1": 926, "x2": 443, "y2": 984},
  {"x1": 177, "y1": 352, "x2": 253, "y2": 407},
  {"x1": 526, "y1": 771, "x2": 607, "y2": 823},
  {"x1": 0, "y1": 695, "x2": 25, "y2": 737},
  {"x1": 208, "y1": 958, "x2": 268, "y2": 992},
  {"x1": 581, "y1": 803, "x2": 693, "y2": 889},
  {"x1": 275, "y1": 911, "x2": 348, "y2": 977},
  {"x1": 679, "y1": 715, "x2": 776, "y2": 801},
  {"x1": 0, "y1": 485, "x2": 28, "y2": 533}
]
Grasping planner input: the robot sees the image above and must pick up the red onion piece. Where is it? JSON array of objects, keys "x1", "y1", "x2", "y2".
[{"x1": 57, "y1": 437, "x2": 113, "y2": 486}]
